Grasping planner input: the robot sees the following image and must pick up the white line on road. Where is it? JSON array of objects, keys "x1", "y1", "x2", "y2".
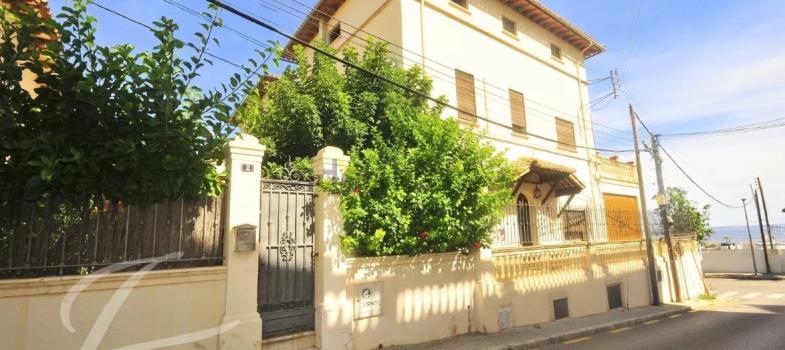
[
  {"x1": 766, "y1": 293, "x2": 784, "y2": 300},
  {"x1": 741, "y1": 292, "x2": 761, "y2": 299},
  {"x1": 717, "y1": 291, "x2": 739, "y2": 298}
]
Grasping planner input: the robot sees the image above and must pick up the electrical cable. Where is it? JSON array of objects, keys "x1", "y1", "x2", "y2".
[{"x1": 209, "y1": 0, "x2": 635, "y2": 153}]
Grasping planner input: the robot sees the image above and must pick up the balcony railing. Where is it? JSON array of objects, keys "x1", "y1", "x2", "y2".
[{"x1": 492, "y1": 204, "x2": 694, "y2": 247}]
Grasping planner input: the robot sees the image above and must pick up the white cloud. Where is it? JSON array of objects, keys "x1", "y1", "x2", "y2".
[{"x1": 589, "y1": 5, "x2": 785, "y2": 227}]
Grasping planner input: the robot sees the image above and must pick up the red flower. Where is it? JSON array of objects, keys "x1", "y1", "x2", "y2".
[
  {"x1": 419, "y1": 231, "x2": 429, "y2": 240},
  {"x1": 353, "y1": 187, "x2": 361, "y2": 194},
  {"x1": 473, "y1": 241, "x2": 482, "y2": 249}
]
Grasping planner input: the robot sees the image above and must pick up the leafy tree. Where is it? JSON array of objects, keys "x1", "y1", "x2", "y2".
[
  {"x1": 334, "y1": 115, "x2": 514, "y2": 256},
  {"x1": 667, "y1": 187, "x2": 712, "y2": 241},
  {"x1": 240, "y1": 40, "x2": 514, "y2": 256},
  {"x1": 0, "y1": 0, "x2": 274, "y2": 204},
  {"x1": 235, "y1": 40, "x2": 436, "y2": 164}
]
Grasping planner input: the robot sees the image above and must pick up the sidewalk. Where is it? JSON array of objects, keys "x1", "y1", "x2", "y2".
[{"x1": 391, "y1": 304, "x2": 689, "y2": 350}]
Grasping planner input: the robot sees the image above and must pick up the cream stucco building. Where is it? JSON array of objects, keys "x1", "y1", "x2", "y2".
[{"x1": 288, "y1": 0, "x2": 642, "y2": 245}]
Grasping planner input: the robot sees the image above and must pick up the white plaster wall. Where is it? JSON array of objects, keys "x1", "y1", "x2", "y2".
[
  {"x1": 702, "y1": 248, "x2": 784, "y2": 274},
  {"x1": 0, "y1": 267, "x2": 227, "y2": 350}
]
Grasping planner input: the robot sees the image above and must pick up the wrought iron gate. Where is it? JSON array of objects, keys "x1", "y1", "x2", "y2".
[{"x1": 258, "y1": 175, "x2": 316, "y2": 338}]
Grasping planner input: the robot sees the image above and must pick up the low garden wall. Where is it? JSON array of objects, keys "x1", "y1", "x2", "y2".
[
  {"x1": 0, "y1": 267, "x2": 227, "y2": 349},
  {"x1": 702, "y1": 248, "x2": 785, "y2": 274}
]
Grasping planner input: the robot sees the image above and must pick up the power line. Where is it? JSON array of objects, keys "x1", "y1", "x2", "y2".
[
  {"x1": 261, "y1": 0, "x2": 628, "y2": 138},
  {"x1": 659, "y1": 142, "x2": 743, "y2": 209},
  {"x1": 91, "y1": 1, "x2": 247, "y2": 70},
  {"x1": 660, "y1": 117, "x2": 785, "y2": 137},
  {"x1": 209, "y1": 0, "x2": 635, "y2": 153}
]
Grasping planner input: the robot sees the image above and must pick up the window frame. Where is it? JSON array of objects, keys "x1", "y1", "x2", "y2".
[
  {"x1": 550, "y1": 43, "x2": 562, "y2": 60},
  {"x1": 555, "y1": 117, "x2": 577, "y2": 152},
  {"x1": 450, "y1": 0, "x2": 468, "y2": 9},
  {"x1": 501, "y1": 16, "x2": 516, "y2": 35},
  {"x1": 508, "y1": 89, "x2": 526, "y2": 134},
  {"x1": 328, "y1": 23, "x2": 341, "y2": 44},
  {"x1": 455, "y1": 69, "x2": 477, "y2": 124}
]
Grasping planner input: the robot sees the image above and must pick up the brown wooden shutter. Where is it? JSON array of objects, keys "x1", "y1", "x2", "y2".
[
  {"x1": 509, "y1": 89, "x2": 526, "y2": 133},
  {"x1": 455, "y1": 69, "x2": 476, "y2": 123},
  {"x1": 555, "y1": 117, "x2": 576, "y2": 151},
  {"x1": 603, "y1": 194, "x2": 643, "y2": 242}
]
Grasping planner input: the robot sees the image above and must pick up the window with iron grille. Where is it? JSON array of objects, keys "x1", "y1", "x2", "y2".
[
  {"x1": 502, "y1": 16, "x2": 516, "y2": 34},
  {"x1": 555, "y1": 117, "x2": 576, "y2": 152},
  {"x1": 455, "y1": 69, "x2": 477, "y2": 123},
  {"x1": 562, "y1": 209, "x2": 587, "y2": 241},
  {"x1": 509, "y1": 89, "x2": 526, "y2": 133}
]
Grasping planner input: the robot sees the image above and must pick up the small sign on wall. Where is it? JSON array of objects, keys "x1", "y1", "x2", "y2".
[{"x1": 354, "y1": 282, "x2": 382, "y2": 320}]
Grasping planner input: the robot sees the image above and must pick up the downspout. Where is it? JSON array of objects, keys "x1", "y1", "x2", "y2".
[
  {"x1": 577, "y1": 41, "x2": 599, "y2": 240},
  {"x1": 419, "y1": 0, "x2": 427, "y2": 68}
]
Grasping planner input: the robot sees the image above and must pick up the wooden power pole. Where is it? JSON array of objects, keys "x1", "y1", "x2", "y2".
[
  {"x1": 630, "y1": 104, "x2": 660, "y2": 306},
  {"x1": 756, "y1": 177, "x2": 775, "y2": 250},
  {"x1": 741, "y1": 198, "x2": 758, "y2": 275},
  {"x1": 752, "y1": 185, "x2": 771, "y2": 274},
  {"x1": 651, "y1": 134, "x2": 682, "y2": 302}
]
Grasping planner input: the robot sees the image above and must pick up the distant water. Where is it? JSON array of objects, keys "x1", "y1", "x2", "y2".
[{"x1": 710, "y1": 225, "x2": 785, "y2": 244}]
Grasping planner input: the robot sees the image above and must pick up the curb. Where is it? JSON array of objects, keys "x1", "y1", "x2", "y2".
[
  {"x1": 704, "y1": 273, "x2": 784, "y2": 281},
  {"x1": 499, "y1": 306, "x2": 691, "y2": 350}
]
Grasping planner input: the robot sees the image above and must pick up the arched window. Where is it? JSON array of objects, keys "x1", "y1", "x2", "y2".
[{"x1": 517, "y1": 193, "x2": 532, "y2": 245}]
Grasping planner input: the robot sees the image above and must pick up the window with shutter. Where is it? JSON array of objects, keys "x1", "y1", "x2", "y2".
[
  {"x1": 509, "y1": 89, "x2": 526, "y2": 133},
  {"x1": 555, "y1": 117, "x2": 576, "y2": 152},
  {"x1": 455, "y1": 69, "x2": 477, "y2": 123}
]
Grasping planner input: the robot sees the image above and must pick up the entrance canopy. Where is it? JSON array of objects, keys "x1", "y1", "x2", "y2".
[{"x1": 511, "y1": 157, "x2": 584, "y2": 197}]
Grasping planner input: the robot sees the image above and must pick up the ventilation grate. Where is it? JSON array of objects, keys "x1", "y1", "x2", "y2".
[
  {"x1": 497, "y1": 306, "x2": 513, "y2": 330},
  {"x1": 553, "y1": 297, "x2": 569, "y2": 320},
  {"x1": 608, "y1": 284, "x2": 623, "y2": 310}
]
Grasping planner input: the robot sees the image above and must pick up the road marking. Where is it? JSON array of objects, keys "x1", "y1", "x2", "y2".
[
  {"x1": 766, "y1": 293, "x2": 784, "y2": 300},
  {"x1": 609, "y1": 326, "x2": 631, "y2": 334},
  {"x1": 668, "y1": 314, "x2": 682, "y2": 319},
  {"x1": 643, "y1": 319, "x2": 659, "y2": 325},
  {"x1": 562, "y1": 337, "x2": 591, "y2": 345},
  {"x1": 742, "y1": 292, "x2": 761, "y2": 299},
  {"x1": 717, "y1": 291, "x2": 738, "y2": 298}
]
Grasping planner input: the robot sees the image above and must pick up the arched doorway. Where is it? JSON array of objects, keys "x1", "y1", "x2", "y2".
[{"x1": 516, "y1": 193, "x2": 532, "y2": 245}]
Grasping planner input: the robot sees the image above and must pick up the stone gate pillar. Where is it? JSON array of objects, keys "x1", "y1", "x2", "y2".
[
  {"x1": 312, "y1": 146, "x2": 351, "y2": 350},
  {"x1": 218, "y1": 134, "x2": 265, "y2": 349}
]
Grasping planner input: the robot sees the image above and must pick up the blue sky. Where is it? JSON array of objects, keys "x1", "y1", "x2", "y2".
[{"x1": 48, "y1": 0, "x2": 785, "y2": 227}]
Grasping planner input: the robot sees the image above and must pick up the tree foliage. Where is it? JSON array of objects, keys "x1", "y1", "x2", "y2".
[
  {"x1": 239, "y1": 40, "x2": 514, "y2": 256},
  {"x1": 667, "y1": 187, "x2": 713, "y2": 242},
  {"x1": 235, "y1": 41, "x2": 437, "y2": 164},
  {"x1": 335, "y1": 116, "x2": 515, "y2": 256},
  {"x1": 0, "y1": 0, "x2": 273, "y2": 204}
]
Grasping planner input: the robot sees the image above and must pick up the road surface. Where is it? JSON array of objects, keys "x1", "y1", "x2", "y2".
[{"x1": 542, "y1": 277, "x2": 785, "y2": 350}]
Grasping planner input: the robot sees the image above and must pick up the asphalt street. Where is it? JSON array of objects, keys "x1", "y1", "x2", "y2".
[{"x1": 542, "y1": 278, "x2": 785, "y2": 350}]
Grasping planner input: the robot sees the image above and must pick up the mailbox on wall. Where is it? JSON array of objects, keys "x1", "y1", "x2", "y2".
[{"x1": 234, "y1": 224, "x2": 257, "y2": 252}]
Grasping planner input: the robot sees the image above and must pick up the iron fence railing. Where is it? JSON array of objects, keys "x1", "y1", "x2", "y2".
[
  {"x1": 493, "y1": 204, "x2": 695, "y2": 247},
  {"x1": 0, "y1": 195, "x2": 224, "y2": 279}
]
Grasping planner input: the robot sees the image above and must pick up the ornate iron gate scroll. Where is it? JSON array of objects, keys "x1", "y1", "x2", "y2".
[{"x1": 259, "y1": 175, "x2": 316, "y2": 338}]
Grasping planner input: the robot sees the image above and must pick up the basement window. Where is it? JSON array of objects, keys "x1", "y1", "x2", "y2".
[
  {"x1": 553, "y1": 297, "x2": 569, "y2": 320},
  {"x1": 502, "y1": 16, "x2": 516, "y2": 34},
  {"x1": 607, "y1": 284, "x2": 623, "y2": 310},
  {"x1": 550, "y1": 43, "x2": 562, "y2": 60}
]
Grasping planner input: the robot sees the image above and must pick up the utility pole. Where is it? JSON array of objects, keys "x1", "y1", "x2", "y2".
[
  {"x1": 651, "y1": 134, "x2": 682, "y2": 302},
  {"x1": 756, "y1": 177, "x2": 775, "y2": 250},
  {"x1": 742, "y1": 198, "x2": 758, "y2": 275},
  {"x1": 630, "y1": 105, "x2": 660, "y2": 306},
  {"x1": 752, "y1": 185, "x2": 771, "y2": 274}
]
